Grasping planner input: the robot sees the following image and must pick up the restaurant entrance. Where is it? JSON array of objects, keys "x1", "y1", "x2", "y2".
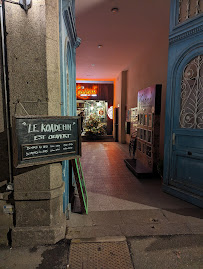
[
  {"x1": 77, "y1": 100, "x2": 108, "y2": 136},
  {"x1": 76, "y1": 82, "x2": 114, "y2": 136}
]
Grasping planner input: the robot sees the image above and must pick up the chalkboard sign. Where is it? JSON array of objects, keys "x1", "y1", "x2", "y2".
[
  {"x1": 13, "y1": 116, "x2": 81, "y2": 168},
  {"x1": 71, "y1": 158, "x2": 88, "y2": 214}
]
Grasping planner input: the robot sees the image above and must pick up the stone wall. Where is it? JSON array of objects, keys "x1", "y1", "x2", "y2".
[
  {"x1": 0, "y1": 0, "x2": 13, "y2": 246},
  {"x1": 0, "y1": 0, "x2": 66, "y2": 246}
]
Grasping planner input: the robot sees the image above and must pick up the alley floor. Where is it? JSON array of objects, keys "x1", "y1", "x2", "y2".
[
  {"x1": 81, "y1": 142, "x2": 199, "y2": 212},
  {"x1": 0, "y1": 142, "x2": 202, "y2": 269},
  {"x1": 67, "y1": 142, "x2": 202, "y2": 239},
  {"x1": 66, "y1": 142, "x2": 203, "y2": 269}
]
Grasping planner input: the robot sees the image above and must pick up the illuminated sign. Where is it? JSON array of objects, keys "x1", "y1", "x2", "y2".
[
  {"x1": 76, "y1": 85, "x2": 98, "y2": 99},
  {"x1": 107, "y1": 106, "x2": 113, "y2": 120}
]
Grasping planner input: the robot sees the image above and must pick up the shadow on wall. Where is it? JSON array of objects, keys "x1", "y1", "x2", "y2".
[
  {"x1": 13, "y1": 163, "x2": 48, "y2": 176},
  {"x1": 0, "y1": 130, "x2": 9, "y2": 182}
]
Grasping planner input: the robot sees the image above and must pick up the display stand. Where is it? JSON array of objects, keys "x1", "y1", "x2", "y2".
[
  {"x1": 71, "y1": 158, "x2": 88, "y2": 214},
  {"x1": 125, "y1": 85, "x2": 162, "y2": 178}
]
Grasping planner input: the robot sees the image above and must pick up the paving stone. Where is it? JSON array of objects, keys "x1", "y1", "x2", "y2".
[
  {"x1": 162, "y1": 208, "x2": 203, "y2": 223},
  {"x1": 67, "y1": 213, "x2": 93, "y2": 228},
  {"x1": 187, "y1": 222, "x2": 203, "y2": 234},
  {"x1": 120, "y1": 223, "x2": 192, "y2": 237},
  {"x1": 66, "y1": 225, "x2": 122, "y2": 239},
  {"x1": 120, "y1": 209, "x2": 168, "y2": 224},
  {"x1": 89, "y1": 211, "x2": 122, "y2": 226},
  {"x1": 128, "y1": 235, "x2": 203, "y2": 269}
]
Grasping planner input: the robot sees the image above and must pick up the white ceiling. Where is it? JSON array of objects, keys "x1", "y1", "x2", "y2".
[{"x1": 75, "y1": 0, "x2": 171, "y2": 80}]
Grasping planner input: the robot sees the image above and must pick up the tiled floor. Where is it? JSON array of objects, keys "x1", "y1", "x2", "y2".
[{"x1": 80, "y1": 142, "x2": 195, "y2": 212}]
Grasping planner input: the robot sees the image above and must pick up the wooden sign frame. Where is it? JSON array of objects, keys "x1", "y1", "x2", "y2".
[
  {"x1": 71, "y1": 158, "x2": 88, "y2": 214},
  {"x1": 13, "y1": 116, "x2": 81, "y2": 168}
]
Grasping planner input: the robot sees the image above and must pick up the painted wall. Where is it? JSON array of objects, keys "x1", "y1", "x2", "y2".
[
  {"x1": 115, "y1": 29, "x2": 170, "y2": 158},
  {"x1": 114, "y1": 72, "x2": 122, "y2": 142},
  {"x1": 127, "y1": 38, "x2": 169, "y2": 158}
]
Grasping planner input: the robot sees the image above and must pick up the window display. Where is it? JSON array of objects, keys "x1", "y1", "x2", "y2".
[{"x1": 77, "y1": 100, "x2": 108, "y2": 136}]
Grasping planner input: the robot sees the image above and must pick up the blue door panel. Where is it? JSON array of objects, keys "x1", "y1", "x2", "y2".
[
  {"x1": 171, "y1": 153, "x2": 203, "y2": 195},
  {"x1": 175, "y1": 132, "x2": 203, "y2": 151},
  {"x1": 163, "y1": 0, "x2": 203, "y2": 207}
]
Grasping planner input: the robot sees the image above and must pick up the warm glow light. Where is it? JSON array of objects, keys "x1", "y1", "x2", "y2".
[
  {"x1": 76, "y1": 84, "x2": 98, "y2": 100},
  {"x1": 76, "y1": 79, "x2": 116, "y2": 110},
  {"x1": 107, "y1": 106, "x2": 113, "y2": 119}
]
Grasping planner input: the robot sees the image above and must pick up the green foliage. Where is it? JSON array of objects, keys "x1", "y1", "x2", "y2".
[{"x1": 84, "y1": 114, "x2": 106, "y2": 136}]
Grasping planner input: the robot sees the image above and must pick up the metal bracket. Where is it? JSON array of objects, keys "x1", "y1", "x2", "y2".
[{"x1": 19, "y1": 0, "x2": 32, "y2": 12}]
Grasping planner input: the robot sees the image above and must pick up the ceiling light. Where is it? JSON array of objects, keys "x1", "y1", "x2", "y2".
[
  {"x1": 98, "y1": 45, "x2": 103, "y2": 48},
  {"x1": 111, "y1": 7, "x2": 119, "y2": 13}
]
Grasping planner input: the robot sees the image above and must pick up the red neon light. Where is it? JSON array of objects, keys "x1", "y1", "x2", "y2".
[{"x1": 76, "y1": 85, "x2": 98, "y2": 100}]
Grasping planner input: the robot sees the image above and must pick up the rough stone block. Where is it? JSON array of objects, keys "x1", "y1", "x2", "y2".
[
  {"x1": 12, "y1": 218, "x2": 66, "y2": 247},
  {"x1": 0, "y1": 227, "x2": 10, "y2": 246},
  {"x1": 45, "y1": 1, "x2": 59, "y2": 41},
  {"x1": 15, "y1": 195, "x2": 64, "y2": 227},
  {"x1": 9, "y1": 69, "x2": 47, "y2": 105},
  {"x1": 14, "y1": 165, "x2": 50, "y2": 192},
  {"x1": 46, "y1": 38, "x2": 60, "y2": 72},
  {"x1": 49, "y1": 163, "x2": 62, "y2": 190},
  {"x1": 47, "y1": 71, "x2": 61, "y2": 116}
]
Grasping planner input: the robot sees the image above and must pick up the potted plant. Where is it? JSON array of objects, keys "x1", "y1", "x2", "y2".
[{"x1": 84, "y1": 114, "x2": 106, "y2": 139}]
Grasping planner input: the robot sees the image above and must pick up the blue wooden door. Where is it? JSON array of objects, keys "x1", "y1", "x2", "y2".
[{"x1": 163, "y1": 0, "x2": 203, "y2": 207}]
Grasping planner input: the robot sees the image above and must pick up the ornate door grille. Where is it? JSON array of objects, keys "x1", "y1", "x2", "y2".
[
  {"x1": 179, "y1": 55, "x2": 203, "y2": 129},
  {"x1": 178, "y1": 0, "x2": 203, "y2": 23}
]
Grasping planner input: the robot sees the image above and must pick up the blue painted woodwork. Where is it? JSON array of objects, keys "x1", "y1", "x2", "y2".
[
  {"x1": 59, "y1": 0, "x2": 80, "y2": 216},
  {"x1": 163, "y1": 0, "x2": 203, "y2": 208}
]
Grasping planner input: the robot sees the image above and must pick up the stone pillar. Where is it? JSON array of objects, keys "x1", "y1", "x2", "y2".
[
  {"x1": 4, "y1": 0, "x2": 66, "y2": 247},
  {"x1": 0, "y1": 1, "x2": 14, "y2": 247}
]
